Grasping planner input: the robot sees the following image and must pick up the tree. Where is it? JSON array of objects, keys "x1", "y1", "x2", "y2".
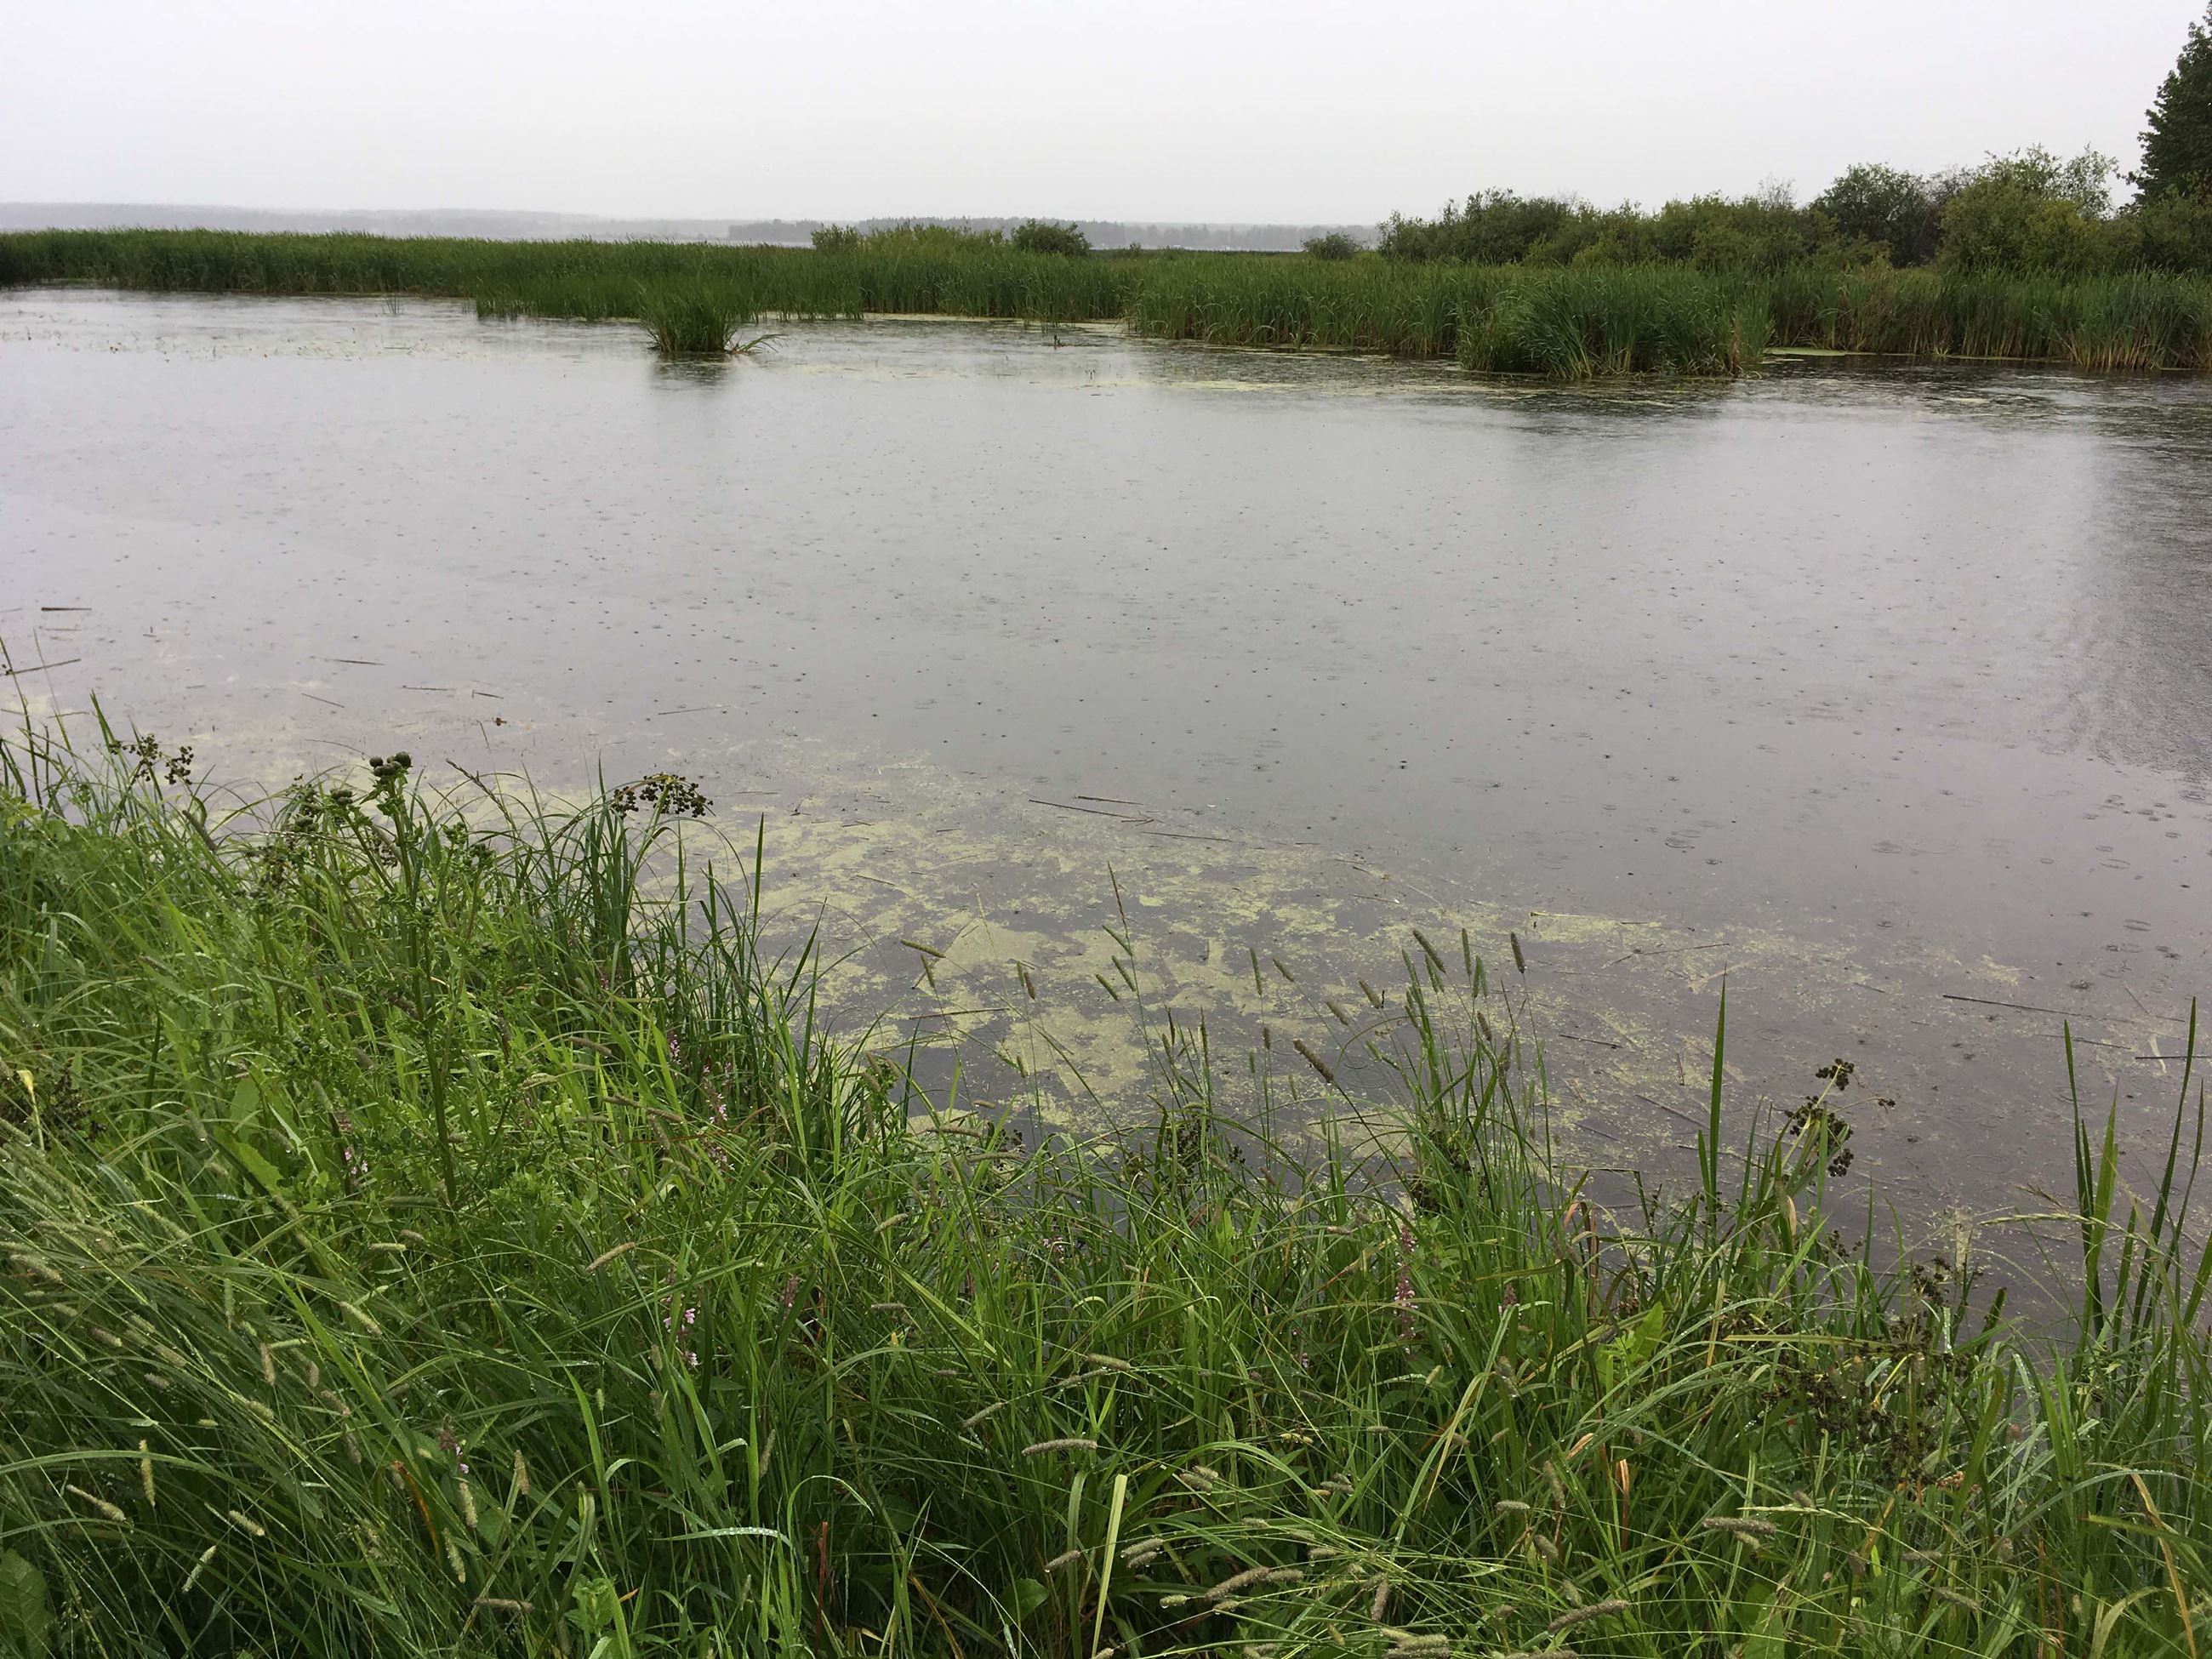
[
  {"x1": 1011, "y1": 220, "x2": 1091, "y2": 256},
  {"x1": 1937, "y1": 149, "x2": 2118, "y2": 276},
  {"x1": 1813, "y1": 163, "x2": 1941, "y2": 264},
  {"x1": 2134, "y1": 3, "x2": 2212, "y2": 198}
]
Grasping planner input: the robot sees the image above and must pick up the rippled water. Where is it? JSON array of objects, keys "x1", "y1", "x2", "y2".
[{"x1": 7, "y1": 288, "x2": 2210, "y2": 1217}]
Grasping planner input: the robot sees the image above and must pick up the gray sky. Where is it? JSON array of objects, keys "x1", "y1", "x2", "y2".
[{"x1": 3, "y1": 0, "x2": 2198, "y2": 223}]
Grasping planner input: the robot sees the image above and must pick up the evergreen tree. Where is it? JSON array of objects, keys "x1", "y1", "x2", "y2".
[{"x1": 2135, "y1": 3, "x2": 2212, "y2": 197}]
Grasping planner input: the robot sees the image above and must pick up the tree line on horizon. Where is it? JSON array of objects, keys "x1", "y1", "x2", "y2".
[{"x1": 1377, "y1": 5, "x2": 2212, "y2": 276}]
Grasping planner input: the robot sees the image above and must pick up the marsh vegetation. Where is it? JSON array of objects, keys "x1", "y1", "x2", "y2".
[
  {"x1": 8, "y1": 224, "x2": 2212, "y2": 375},
  {"x1": 1, "y1": 720, "x2": 2207, "y2": 1656}
]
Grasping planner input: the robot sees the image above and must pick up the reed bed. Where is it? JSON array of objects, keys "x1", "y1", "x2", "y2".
[
  {"x1": 11, "y1": 228, "x2": 2212, "y2": 374},
  {"x1": 0, "y1": 714, "x2": 2206, "y2": 1656}
]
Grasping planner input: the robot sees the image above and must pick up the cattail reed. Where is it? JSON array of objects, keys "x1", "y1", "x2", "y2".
[
  {"x1": 476, "y1": 1596, "x2": 534, "y2": 1613},
  {"x1": 1510, "y1": 931, "x2": 1525, "y2": 974},
  {"x1": 1360, "y1": 978, "x2": 1383, "y2": 1008},
  {"x1": 459, "y1": 1479, "x2": 478, "y2": 1529},
  {"x1": 225, "y1": 1508, "x2": 266, "y2": 1538},
  {"x1": 447, "y1": 1532, "x2": 467, "y2": 1582},
  {"x1": 511, "y1": 1447, "x2": 530, "y2": 1497},
  {"x1": 1370, "y1": 1577, "x2": 1392, "y2": 1619},
  {"x1": 139, "y1": 1439, "x2": 155, "y2": 1506},
  {"x1": 1044, "y1": 1547, "x2": 1083, "y2": 1572},
  {"x1": 874, "y1": 1212, "x2": 909, "y2": 1234},
  {"x1": 1293, "y1": 1040, "x2": 1335, "y2": 1084},
  {"x1": 258, "y1": 1342, "x2": 276, "y2": 1384},
  {"x1": 961, "y1": 1400, "x2": 1006, "y2": 1432},
  {"x1": 586, "y1": 1241, "x2": 638, "y2": 1271},
  {"x1": 338, "y1": 1300, "x2": 380, "y2": 1335}
]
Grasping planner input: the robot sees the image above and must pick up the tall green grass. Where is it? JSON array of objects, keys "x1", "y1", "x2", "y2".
[
  {"x1": 12, "y1": 227, "x2": 2212, "y2": 374},
  {"x1": 1, "y1": 715, "x2": 2206, "y2": 1655}
]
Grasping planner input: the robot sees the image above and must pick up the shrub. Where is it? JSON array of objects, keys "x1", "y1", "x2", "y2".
[
  {"x1": 1813, "y1": 162, "x2": 1946, "y2": 265},
  {"x1": 1302, "y1": 231, "x2": 1361, "y2": 260},
  {"x1": 809, "y1": 225, "x2": 864, "y2": 254},
  {"x1": 1010, "y1": 219, "x2": 1091, "y2": 256},
  {"x1": 1938, "y1": 148, "x2": 2120, "y2": 276}
]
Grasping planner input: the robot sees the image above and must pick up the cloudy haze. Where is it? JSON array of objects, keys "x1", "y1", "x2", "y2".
[{"x1": 3, "y1": 0, "x2": 2197, "y2": 224}]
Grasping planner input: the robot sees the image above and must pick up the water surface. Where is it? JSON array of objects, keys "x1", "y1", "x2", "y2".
[{"x1": 7, "y1": 288, "x2": 2210, "y2": 1222}]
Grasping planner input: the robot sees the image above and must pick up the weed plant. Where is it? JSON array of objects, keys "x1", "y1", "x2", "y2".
[{"x1": 0, "y1": 716, "x2": 2207, "y2": 1656}]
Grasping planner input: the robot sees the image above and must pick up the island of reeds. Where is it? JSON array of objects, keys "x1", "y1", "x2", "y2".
[
  {"x1": 1, "y1": 716, "x2": 2206, "y2": 1656},
  {"x1": 6, "y1": 136, "x2": 2212, "y2": 378}
]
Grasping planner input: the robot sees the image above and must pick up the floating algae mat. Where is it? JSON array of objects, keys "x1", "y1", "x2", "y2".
[{"x1": 5, "y1": 288, "x2": 2209, "y2": 1221}]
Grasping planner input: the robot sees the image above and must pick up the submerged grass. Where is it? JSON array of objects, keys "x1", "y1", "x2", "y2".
[
  {"x1": 9, "y1": 229, "x2": 2212, "y2": 375},
  {"x1": 0, "y1": 721, "x2": 2208, "y2": 1655}
]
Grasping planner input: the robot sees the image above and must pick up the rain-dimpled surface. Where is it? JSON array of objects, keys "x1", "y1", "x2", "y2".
[{"x1": 6, "y1": 288, "x2": 2211, "y2": 1222}]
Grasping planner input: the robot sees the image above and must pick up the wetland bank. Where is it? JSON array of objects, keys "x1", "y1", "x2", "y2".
[{"x1": 4, "y1": 279, "x2": 2212, "y2": 1655}]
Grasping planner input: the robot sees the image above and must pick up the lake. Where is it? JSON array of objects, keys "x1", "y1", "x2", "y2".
[{"x1": 6, "y1": 286, "x2": 2209, "y2": 1222}]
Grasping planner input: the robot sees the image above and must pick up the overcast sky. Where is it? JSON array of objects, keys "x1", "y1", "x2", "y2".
[{"x1": 3, "y1": 1, "x2": 2199, "y2": 223}]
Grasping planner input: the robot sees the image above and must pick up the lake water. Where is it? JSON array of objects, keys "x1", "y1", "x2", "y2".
[{"x1": 7, "y1": 288, "x2": 2210, "y2": 1223}]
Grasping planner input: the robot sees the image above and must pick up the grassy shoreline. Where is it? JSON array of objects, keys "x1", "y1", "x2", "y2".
[
  {"x1": 8, "y1": 228, "x2": 2212, "y2": 375},
  {"x1": 1, "y1": 721, "x2": 2207, "y2": 1655}
]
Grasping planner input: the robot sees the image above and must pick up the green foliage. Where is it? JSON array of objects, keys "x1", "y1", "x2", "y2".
[
  {"x1": 2124, "y1": 184, "x2": 2212, "y2": 272},
  {"x1": 0, "y1": 720, "x2": 2207, "y2": 1656},
  {"x1": 1937, "y1": 148, "x2": 2120, "y2": 276},
  {"x1": 1300, "y1": 231, "x2": 1361, "y2": 261},
  {"x1": 1380, "y1": 188, "x2": 1859, "y2": 272},
  {"x1": 633, "y1": 283, "x2": 759, "y2": 354},
  {"x1": 0, "y1": 1550, "x2": 48, "y2": 1659},
  {"x1": 1812, "y1": 162, "x2": 1947, "y2": 265},
  {"x1": 1009, "y1": 219, "x2": 1091, "y2": 256},
  {"x1": 2135, "y1": 3, "x2": 2212, "y2": 199},
  {"x1": 810, "y1": 224, "x2": 864, "y2": 254}
]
